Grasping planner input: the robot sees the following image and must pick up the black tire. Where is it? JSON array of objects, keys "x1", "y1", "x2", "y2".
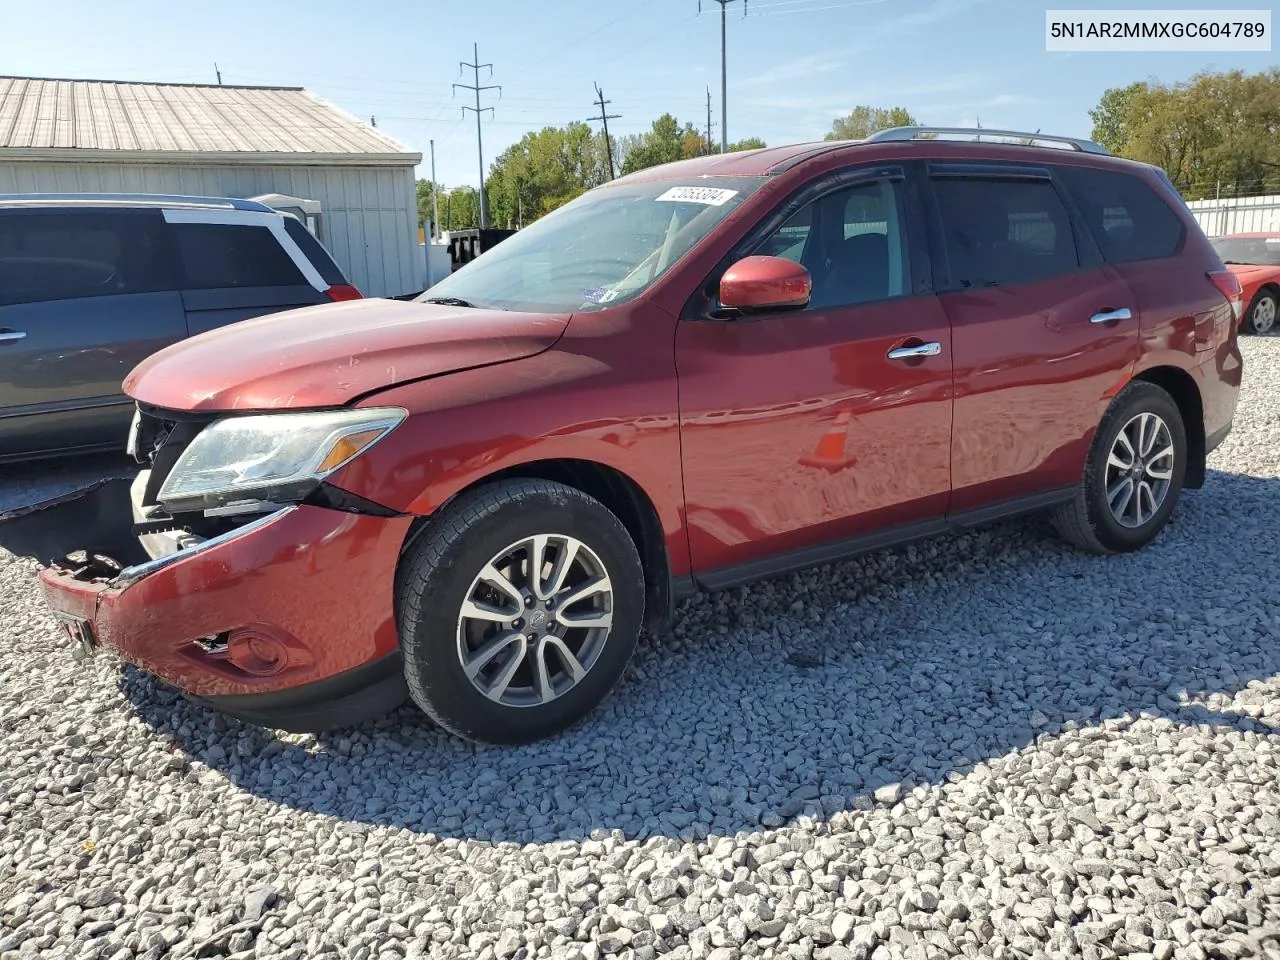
[
  {"x1": 396, "y1": 478, "x2": 644, "y2": 744},
  {"x1": 1050, "y1": 381, "x2": 1188, "y2": 555},
  {"x1": 1243, "y1": 289, "x2": 1278, "y2": 336}
]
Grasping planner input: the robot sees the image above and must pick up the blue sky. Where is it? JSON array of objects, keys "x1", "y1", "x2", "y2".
[{"x1": 1, "y1": 0, "x2": 1272, "y2": 188}]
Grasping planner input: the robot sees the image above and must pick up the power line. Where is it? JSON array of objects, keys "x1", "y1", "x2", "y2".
[
  {"x1": 699, "y1": 0, "x2": 748, "y2": 153},
  {"x1": 453, "y1": 43, "x2": 501, "y2": 230},
  {"x1": 589, "y1": 83, "x2": 622, "y2": 180}
]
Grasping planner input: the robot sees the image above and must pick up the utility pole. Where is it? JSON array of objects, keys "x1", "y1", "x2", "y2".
[
  {"x1": 214, "y1": 63, "x2": 223, "y2": 85},
  {"x1": 588, "y1": 83, "x2": 622, "y2": 180},
  {"x1": 705, "y1": 87, "x2": 714, "y2": 155},
  {"x1": 453, "y1": 43, "x2": 500, "y2": 229},
  {"x1": 430, "y1": 139, "x2": 440, "y2": 241},
  {"x1": 699, "y1": 0, "x2": 746, "y2": 153}
]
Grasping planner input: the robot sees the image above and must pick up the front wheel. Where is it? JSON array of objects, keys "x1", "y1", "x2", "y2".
[
  {"x1": 1243, "y1": 290, "x2": 1277, "y2": 335},
  {"x1": 1051, "y1": 381, "x2": 1187, "y2": 555},
  {"x1": 396, "y1": 479, "x2": 645, "y2": 744}
]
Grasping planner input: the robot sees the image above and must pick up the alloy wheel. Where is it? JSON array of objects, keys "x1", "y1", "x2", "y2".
[
  {"x1": 1251, "y1": 294, "x2": 1277, "y2": 334},
  {"x1": 1104, "y1": 412, "x2": 1175, "y2": 529},
  {"x1": 456, "y1": 535, "x2": 614, "y2": 707}
]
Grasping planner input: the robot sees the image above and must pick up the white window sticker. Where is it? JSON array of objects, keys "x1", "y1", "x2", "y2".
[{"x1": 654, "y1": 186, "x2": 739, "y2": 206}]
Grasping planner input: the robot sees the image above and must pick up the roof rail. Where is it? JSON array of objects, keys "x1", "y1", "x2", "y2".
[
  {"x1": 0, "y1": 192, "x2": 277, "y2": 212},
  {"x1": 866, "y1": 126, "x2": 1110, "y2": 155}
]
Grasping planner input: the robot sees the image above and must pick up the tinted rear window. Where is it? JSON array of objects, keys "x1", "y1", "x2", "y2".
[
  {"x1": 173, "y1": 222, "x2": 307, "y2": 289},
  {"x1": 931, "y1": 177, "x2": 1080, "y2": 288},
  {"x1": 1057, "y1": 166, "x2": 1185, "y2": 264},
  {"x1": 283, "y1": 217, "x2": 347, "y2": 286},
  {"x1": 0, "y1": 210, "x2": 176, "y2": 306}
]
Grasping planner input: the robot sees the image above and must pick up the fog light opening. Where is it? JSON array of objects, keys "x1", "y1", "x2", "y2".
[{"x1": 226, "y1": 630, "x2": 290, "y2": 677}]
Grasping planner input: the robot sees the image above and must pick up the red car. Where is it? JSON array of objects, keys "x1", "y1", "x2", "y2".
[
  {"x1": 1209, "y1": 231, "x2": 1280, "y2": 335},
  {"x1": 35, "y1": 126, "x2": 1243, "y2": 744}
]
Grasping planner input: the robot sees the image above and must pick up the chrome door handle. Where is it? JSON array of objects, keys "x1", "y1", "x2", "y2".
[
  {"x1": 0, "y1": 330, "x2": 27, "y2": 343},
  {"x1": 887, "y1": 341, "x2": 942, "y2": 360},
  {"x1": 1090, "y1": 307, "x2": 1132, "y2": 324}
]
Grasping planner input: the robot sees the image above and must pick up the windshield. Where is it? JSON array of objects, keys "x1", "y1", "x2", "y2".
[
  {"x1": 416, "y1": 176, "x2": 768, "y2": 313},
  {"x1": 1210, "y1": 236, "x2": 1280, "y2": 266}
]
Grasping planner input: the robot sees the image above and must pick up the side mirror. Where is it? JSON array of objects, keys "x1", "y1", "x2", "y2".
[{"x1": 719, "y1": 255, "x2": 811, "y2": 313}]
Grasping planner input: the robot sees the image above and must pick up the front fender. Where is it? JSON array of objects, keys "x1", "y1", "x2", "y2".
[{"x1": 323, "y1": 347, "x2": 690, "y2": 576}]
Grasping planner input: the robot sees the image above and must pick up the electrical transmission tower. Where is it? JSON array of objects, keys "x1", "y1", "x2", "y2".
[
  {"x1": 699, "y1": 0, "x2": 746, "y2": 153},
  {"x1": 589, "y1": 83, "x2": 622, "y2": 180},
  {"x1": 453, "y1": 43, "x2": 501, "y2": 229}
]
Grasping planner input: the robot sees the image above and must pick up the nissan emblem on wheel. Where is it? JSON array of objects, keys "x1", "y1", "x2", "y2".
[{"x1": 33, "y1": 127, "x2": 1242, "y2": 744}]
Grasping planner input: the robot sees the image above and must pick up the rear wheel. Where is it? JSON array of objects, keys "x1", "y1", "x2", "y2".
[
  {"x1": 1244, "y1": 290, "x2": 1277, "y2": 335},
  {"x1": 1051, "y1": 381, "x2": 1187, "y2": 554},
  {"x1": 396, "y1": 479, "x2": 644, "y2": 744}
]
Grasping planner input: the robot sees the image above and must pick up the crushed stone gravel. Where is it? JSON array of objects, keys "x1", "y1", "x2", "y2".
[{"x1": 1, "y1": 337, "x2": 1279, "y2": 960}]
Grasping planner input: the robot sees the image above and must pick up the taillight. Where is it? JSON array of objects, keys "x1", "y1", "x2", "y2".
[
  {"x1": 325, "y1": 283, "x2": 363, "y2": 302},
  {"x1": 1208, "y1": 270, "x2": 1243, "y2": 321}
]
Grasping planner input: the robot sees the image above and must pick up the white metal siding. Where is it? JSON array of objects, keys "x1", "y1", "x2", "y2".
[
  {"x1": 0, "y1": 160, "x2": 419, "y2": 298},
  {"x1": 1186, "y1": 195, "x2": 1280, "y2": 237}
]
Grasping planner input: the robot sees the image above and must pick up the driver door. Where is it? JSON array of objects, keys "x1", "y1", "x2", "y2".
[{"x1": 675, "y1": 166, "x2": 954, "y2": 582}]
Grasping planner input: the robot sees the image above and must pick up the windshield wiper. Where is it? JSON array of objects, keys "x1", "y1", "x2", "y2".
[
  {"x1": 420, "y1": 296, "x2": 478, "y2": 308},
  {"x1": 1221, "y1": 260, "x2": 1252, "y2": 266}
]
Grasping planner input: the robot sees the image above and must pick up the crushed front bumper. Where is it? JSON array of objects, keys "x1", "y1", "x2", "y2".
[{"x1": 37, "y1": 498, "x2": 415, "y2": 731}]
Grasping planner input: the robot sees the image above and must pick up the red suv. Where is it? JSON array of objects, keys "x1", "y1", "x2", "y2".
[{"x1": 36, "y1": 127, "x2": 1243, "y2": 744}]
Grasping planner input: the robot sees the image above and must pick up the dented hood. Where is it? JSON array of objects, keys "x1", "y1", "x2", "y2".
[{"x1": 123, "y1": 298, "x2": 569, "y2": 412}]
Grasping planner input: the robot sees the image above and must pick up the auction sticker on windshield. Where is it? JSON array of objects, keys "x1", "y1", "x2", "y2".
[{"x1": 655, "y1": 186, "x2": 739, "y2": 206}]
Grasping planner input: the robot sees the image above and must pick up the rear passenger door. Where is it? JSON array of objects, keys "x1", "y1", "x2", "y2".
[
  {"x1": 1055, "y1": 165, "x2": 1209, "y2": 355},
  {"x1": 922, "y1": 163, "x2": 1140, "y2": 515},
  {"x1": 0, "y1": 209, "x2": 186, "y2": 457},
  {"x1": 164, "y1": 212, "x2": 328, "y2": 336}
]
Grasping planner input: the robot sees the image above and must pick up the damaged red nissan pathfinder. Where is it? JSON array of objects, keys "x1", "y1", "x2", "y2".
[{"x1": 35, "y1": 127, "x2": 1242, "y2": 744}]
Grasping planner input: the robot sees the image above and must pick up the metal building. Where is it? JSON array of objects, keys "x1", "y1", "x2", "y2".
[{"x1": 0, "y1": 76, "x2": 422, "y2": 298}]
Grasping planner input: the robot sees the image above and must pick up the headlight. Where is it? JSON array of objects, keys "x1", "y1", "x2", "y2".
[{"x1": 156, "y1": 408, "x2": 406, "y2": 511}]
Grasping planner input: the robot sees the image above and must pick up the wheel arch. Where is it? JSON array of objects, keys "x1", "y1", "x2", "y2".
[
  {"x1": 400, "y1": 457, "x2": 682, "y2": 634},
  {"x1": 1131, "y1": 365, "x2": 1206, "y2": 489}
]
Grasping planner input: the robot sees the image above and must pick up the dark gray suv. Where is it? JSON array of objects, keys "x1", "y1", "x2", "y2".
[{"x1": 0, "y1": 193, "x2": 361, "y2": 462}]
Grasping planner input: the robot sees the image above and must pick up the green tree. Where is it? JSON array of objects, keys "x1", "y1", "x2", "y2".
[
  {"x1": 439, "y1": 186, "x2": 480, "y2": 231},
  {"x1": 1090, "y1": 69, "x2": 1280, "y2": 199},
  {"x1": 416, "y1": 179, "x2": 445, "y2": 231},
  {"x1": 485, "y1": 122, "x2": 611, "y2": 228},
  {"x1": 619, "y1": 114, "x2": 697, "y2": 174},
  {"x1": 1088, "y1": 82, "x2": 1145, "y2": 155},
  {"x1": 615, "y1": 114, "x2": 765, "y2": 172},
  {"x1": 825, "y1": 106, "x2": 917, "y2": 142}
]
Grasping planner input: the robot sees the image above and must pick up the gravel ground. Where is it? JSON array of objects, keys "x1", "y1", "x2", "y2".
[{"x1": 2, "y1": 338, "x2": 1279, "y2": 960}]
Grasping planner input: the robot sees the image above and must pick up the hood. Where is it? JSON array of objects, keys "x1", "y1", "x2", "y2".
[
  {"x1": 1224, "y1": 262, "x2": 1280, "y2": 281},
  {"x1": 123, "y1": 298, "x2": 570, "y2": 412}
]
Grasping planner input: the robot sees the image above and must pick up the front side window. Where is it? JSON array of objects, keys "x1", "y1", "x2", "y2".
[
  {"x1": 0, "y1": 211, "x2": 175, "y2": 306},
  {"x1": 755, "y1": 178, "x2": 908, "y2": 309},
  {"x1": 1210, "y1": 236, "x2": 1280, "y2": 267},
  {"x1": 415, "y1": 176, "x2": 768, "y2": 313},
  {"x1": 931, "y1": 177, "x2": 1080, "y2": 288}
]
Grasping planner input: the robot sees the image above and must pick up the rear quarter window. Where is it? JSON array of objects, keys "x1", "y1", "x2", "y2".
[
  {"x1": 1056, "y1": 165, "x2": 1185, "y2": 264},
  {"x1": 0, "y1": 210, "x2": 176, "y2": 306},
  {"x1": 283, "y1": 217, "x2": 347, "y2": 286},
  {"x1": 172, "y1": 222, "x2": 307, "y2": 289}
]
